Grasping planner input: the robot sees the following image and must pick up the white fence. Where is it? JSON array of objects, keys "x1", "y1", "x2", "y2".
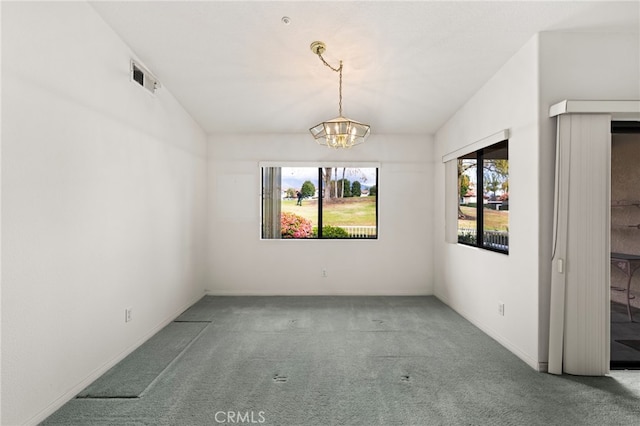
[
  {"x1": 458, "y1": 228, "x2": 508, "y2": 250},
  {"x1": 342, "y1": 226, "x2": 377, "y2": 238}
]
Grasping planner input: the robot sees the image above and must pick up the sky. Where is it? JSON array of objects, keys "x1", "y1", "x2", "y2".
[{"x1": 282, "y1": 167, "x2": 377, "y2": 190}]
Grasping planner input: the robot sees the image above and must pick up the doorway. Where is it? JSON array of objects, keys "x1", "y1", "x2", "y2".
[{"x1": 610, "y1": 121, "x2": 640, "y2": 369}]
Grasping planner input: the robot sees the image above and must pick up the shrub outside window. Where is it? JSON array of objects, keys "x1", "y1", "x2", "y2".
[
  {"x1": 262, "y1": 166, "x2": 378, "y2": 239},
  {"x1": 457, "y1": 140, "x2": 509, "y2": 253}
]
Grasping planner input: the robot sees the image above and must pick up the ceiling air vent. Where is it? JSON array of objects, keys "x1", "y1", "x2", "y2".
[{"x1": 130, "y1": 60, "x2": 160, "y2": 94}]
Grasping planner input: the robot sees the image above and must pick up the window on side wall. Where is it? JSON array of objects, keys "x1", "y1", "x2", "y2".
[
  {"x1": 457, "y1": 140, "x2": 509, "y2": 253},
  {"x1": 261, "y1": 166, "x2": 378, "y2": 239}
]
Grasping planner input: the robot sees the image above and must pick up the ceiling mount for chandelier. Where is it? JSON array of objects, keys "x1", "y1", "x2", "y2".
[{"x1": 308, "y1": 41, "x2": 370, "y2": 149}]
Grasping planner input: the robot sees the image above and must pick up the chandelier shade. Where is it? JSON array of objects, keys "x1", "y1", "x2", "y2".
[
  {"x1": 308, "y1": 41, "x2": 370, "y2": 148},
  {"x1": 309, "y1": 116, "x2": 371, "y2": 149}
]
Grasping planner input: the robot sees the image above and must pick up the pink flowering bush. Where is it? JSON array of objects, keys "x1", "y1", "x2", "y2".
[{"x1": 281, "y1": 212, "x2": 313, "y2": 239}]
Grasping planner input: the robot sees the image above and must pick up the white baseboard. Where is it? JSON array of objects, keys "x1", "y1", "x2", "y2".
[
  {"x1": 434, "y1": 292, "x2": 542, "y2": 372},
  {"x1": 25, "y1": 291, "x2": 206, "y2": 426},
  {"x1": 204, "y1": 289, "x2": 433, "y2": 296}
]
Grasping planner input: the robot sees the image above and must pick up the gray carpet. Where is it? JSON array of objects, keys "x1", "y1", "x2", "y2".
[
  {"x1": 42, "y1": 296, "x2": 640, "y2": 425},
  {"x1": 77, "y1": 322, "x2": 208, "y2": 398}
]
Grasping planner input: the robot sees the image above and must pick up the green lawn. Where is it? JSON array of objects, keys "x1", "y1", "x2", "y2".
[
  {"x1": 458, "y1": 205, "x2": 508, "y2": 231},
  {"x1": 281, "y1": 197, "x2": 376, "y2": 227}
]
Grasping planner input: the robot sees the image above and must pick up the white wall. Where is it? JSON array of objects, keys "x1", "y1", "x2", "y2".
[
  {"x1": 434, "y1": 31, "x2": 640, "y2": 371},
  {"x1": 434, "y1": 35, "x2": 541, "y2": 369},
  {"x1": 537, "y1": 31, "x2": 640, "y2": 363},
  {"x1": 3, "y1": 4, "x2": 635, "y2": 423},
  {"x1": 1, "y1": 3, "x2": 208, "y2": 424},
  {"x1": 207, "y1": 133, "x2": 434, "y2": 295}
]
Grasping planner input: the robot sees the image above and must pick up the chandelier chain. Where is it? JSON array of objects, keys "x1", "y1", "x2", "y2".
[
  {"x1": 308, "y1": 41, "x2": 369, "y2": 148},
  {"x1": 318, "y1": 54, "x2": 343, "y2": 116}
]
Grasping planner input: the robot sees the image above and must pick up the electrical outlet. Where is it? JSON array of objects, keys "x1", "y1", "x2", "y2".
[
  {"x1": 321, "y1": 268, "x2": 327, "y2": 278},
  {"x1": 125, "y1": 308, "x2": 132, "y2": 323},
  {"x1": 498, "y1": 302, "x2": 505, "y2": 316}
]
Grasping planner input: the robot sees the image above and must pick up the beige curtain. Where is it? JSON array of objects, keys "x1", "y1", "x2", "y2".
[
  {"x1": 261, "y1": 167, "x2": 281, "y2": 239},
  {"x1": 548, "y1": 113, "x2": 611, "y2": 375},
  {"x1": 444, "y1": 159, "x2": 458, "y2": 244}
]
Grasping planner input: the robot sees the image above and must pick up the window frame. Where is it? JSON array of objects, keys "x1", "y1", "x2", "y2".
[
  {"x1": 260, "y1": 162, "x2": 380, "y2": 240},
  {"x1": 457, "y1": 140, "x2": 509, "y2": 254}
]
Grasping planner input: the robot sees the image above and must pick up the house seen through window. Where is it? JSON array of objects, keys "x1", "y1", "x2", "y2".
[
  {"x1": 457, "y1": 140, "x2": 509, "y2": 253},
  {"x1": 262, "y1": 166, "x2": 378, "y2": 239}
]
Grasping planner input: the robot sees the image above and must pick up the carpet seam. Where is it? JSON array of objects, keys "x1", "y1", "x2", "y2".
[{"x1": 136, "y1": 322, "x2": 212, "y2": 398}]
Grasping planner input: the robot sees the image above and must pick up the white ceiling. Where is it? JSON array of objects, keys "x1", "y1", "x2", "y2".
[{"x1": 90, "y1": 1, "x2": 639, "y2": 135}]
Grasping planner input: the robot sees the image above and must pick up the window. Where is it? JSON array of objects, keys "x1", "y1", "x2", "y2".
[
  {"x1": 457, "y1": 140, "x2": 508, "y2": 253},
  {"x1": 261, "y1": 166, "x2": 378, "y2": 239}
]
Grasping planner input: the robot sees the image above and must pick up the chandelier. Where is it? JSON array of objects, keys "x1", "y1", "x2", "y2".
[{"x1": 308, "y1": 41, "x2": 370, "y2": 148}]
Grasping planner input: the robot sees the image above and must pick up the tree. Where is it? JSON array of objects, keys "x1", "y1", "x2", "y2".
[
  {"x1": 459, "y1": 173, "x2": 471, "y2": 200},
  {"x1": 337, "y1": 179, "x2": 351, "y2": 197},
  {"x1": 351, "y1": 181, "x2": 362, "y2": 197},
  {"x1": 483, "y1": 159, "x2": 508, "y2": 192},
  {"x1": 485, "y1": 176, "x2": 501, "y2": 199},
  {"x1": 322, "y1": 168, "x2": 333, "y2": 200},
  {"x1": 369, "y1": 185, "x2": 377, "y2": 196},
  {"x1": 301, "y1": 181, "x2": 315, "y2": 198},
  {"x1": 493, "y1": 159, "x2": 509, "y2": 194},
  {"x1": 323, "y1": 167, "x2": 372, "y2": 200},
  {"x1": 458, "y1": 160, "x2": 475, "y2": 219},
  {"x1": 285, "y1": 188, "x2": 296, "y2": 199},
  {"x1": 458, "y1": 157, "x2": 508, "y2": 218},
  {"x1": 483, "y1": 159, "x2": 508, "y2": 201}
]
